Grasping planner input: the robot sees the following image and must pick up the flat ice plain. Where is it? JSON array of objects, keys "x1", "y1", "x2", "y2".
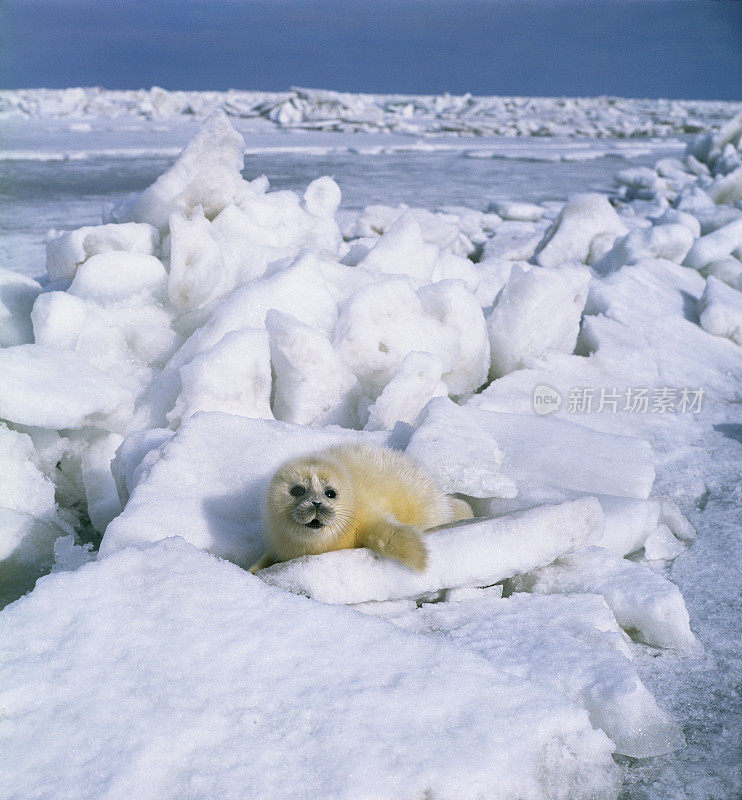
[{"x1": 0, "y1": 89, "x2": 740, "y2": 800}]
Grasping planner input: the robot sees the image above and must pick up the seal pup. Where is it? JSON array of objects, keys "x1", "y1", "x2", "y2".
[{"x1": 249, "y1": 442, "x2": 472, "y2": 573}]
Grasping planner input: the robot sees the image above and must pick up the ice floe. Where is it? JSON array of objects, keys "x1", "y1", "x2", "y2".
[
  {"x1": 0, "y1": 267, "x2": 40, "y2": 347},
  {"x1": 0, "y1": 538, "x2": 621, "y2": 800},
  {"x1": 698, "y1": 275, "x2": 742, "y2": 344},
  {"x1": 514, "y1": 546, "x2": 699, "y2": 652},
  {"x1": 2, "y1": 86, "x2": 740, "y2": 140},
  {"x1": 1, "y1": 104, "x2": 741, "y2": 799},
  {"x1": 260, "y1": 499, "x2": 604, "y2": 604},
  {"x1": 386, "y1": 593, "x2": 685, "y2": 758}
]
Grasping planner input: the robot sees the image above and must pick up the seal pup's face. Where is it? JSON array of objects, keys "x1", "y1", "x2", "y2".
[{"x1": 267, "y1": 455, "x2": 354, "y2": 548}]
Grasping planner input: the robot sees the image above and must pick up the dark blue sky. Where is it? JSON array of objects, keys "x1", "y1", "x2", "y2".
[{"x1": 1, "y1": 0, "x2": 740, "y2": 99}]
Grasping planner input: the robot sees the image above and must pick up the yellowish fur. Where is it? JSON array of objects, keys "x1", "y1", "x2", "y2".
[{"x1": 250, "y1": 442, "x2": 472, "y2": 573}]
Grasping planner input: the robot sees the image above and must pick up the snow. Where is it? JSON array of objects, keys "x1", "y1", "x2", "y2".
[
  {"x1": 419, "y1": 278, "x2": 490, "y2": 394},
  {"x1": 462, "y1": 407, "x2": 656, "y2": 500},
  {"x1": 166, "y1": 207, "x2": 231, "y2": 312},
  {"x1": 694, "y1": 205, "x2": 742, "y2": 236},
  {"x1": 698, "y1": 275, "x2": 742, "y2": 345},
  {"x1": 706, "y1": 166, "x2": 742, "y2": 205},
  {"x1": 0, "y1": 100, "x2": 740, "y2": 799},
  {"x1": 45, "y1": 222, "x2": 159, "y2": 282},
  {"x1": 302, "y1": 174, "x2": 342, "y2": 216},
  {"x1": 356, "y1": 212, "x2": 432, "y2": 281},
  {"x1": 111, "y1": 110, "x2": 247, "y2": 230},
  {"x1": 404, "y1": 397, "x2": 517, "y2": 499},
  {"x1": 490, "y1": 491, "x2": 693, "y2": 560},
  {"x1": 596, "y1": 224, "x2": 694, "y2": 274},
  {"x1": 654, "y1": 208, "x2": 701, "y2": 239},
  {"x1": 80, "y1": 430, "x2": 124, "y2": 533},
  {"x1": 0, "y1": 267, "x2": 40, "y2": 347},
  {"x1": 486, "y1": 263, "x2": 591, "y2": 377},
  {"x1": 32, "y1": 280, "x2": 183, "y2": 404},
  {"x1": 260, "y1": 499, "x2": 604, "y2": 604},
  {"x1": 364, "y1": 350, "x2": 447, "y2": 431},
  {"x1": 683, "y1": 217, "x2": 742, "y2": 270},
  {"x1": 0, "y1": 423, "x2": 71, "y2": 565},
  {"x1": 0, "y1": 344, "x2": 133, "y2": 431},
  {"x1": 111, "y1": 427, "x2": 175, "y2": 504},
  {"x1": 333, "y1": 276, "x2": 459, "y2": 398},
  {"x1": 0, "y1": 538, "x2": 620, "y2": 800},
  {"x1": 701, "y1": 255, "x2": 742, "y2": 290},
  {"x1": 487, "y1": 199, "x2": 543, "y2": 221},
  {"x1": 387, "y1": 593, "x2": 685, "y2": 759},
  {"x1": 167, "y1": 327, "x2": 273, "y2": 428},
  {"x1": 168, "y1": 251, "x2": 339, "y2": 369},
  {"x1": 267, "y1": 309, "x2": 361, "y2": 428},
  {"x1": 481, "y1": 220, "x2": 544, "y2": 261},
  {"x1": 68, "y1": 251, "x2": 168, "y2": 305},
  {"x1": 534, "y1": 193, "x2": 628, "y2": 267},
  {"x1": 2, "y1": 87, "x2": 740, "y2": 140},
  {"x1": 514, "y1": 547, "x2": 698, "y2": 653}
]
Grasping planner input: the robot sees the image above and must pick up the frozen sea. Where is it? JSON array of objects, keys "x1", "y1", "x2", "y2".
[
  {"x1": 0, "y1": 98, "x2": 740, "y2": 800},
  {"x1": 1, "y1": 116, "x2": 686, "y2": 280}
]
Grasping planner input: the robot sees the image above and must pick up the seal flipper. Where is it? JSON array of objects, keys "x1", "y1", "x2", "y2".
[
  {"x1": 248, "y1": 551, "x2": 278, "y2": 573},
  {"x1": 357, "y1": 519, "x2": 428, "y2": 572},
  {"x1": 449, "y1": 496, "x2": 474, "y2": 521}
]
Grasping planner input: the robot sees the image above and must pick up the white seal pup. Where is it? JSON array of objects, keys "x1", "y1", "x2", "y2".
[{"x1": 249, "y1": 442, "x2": 472, "y2": 573}]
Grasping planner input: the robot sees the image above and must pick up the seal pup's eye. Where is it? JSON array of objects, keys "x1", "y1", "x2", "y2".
[
  {"x1": 289, "y1": 485, "x2": 306, "y2": 497},
  {"x1": 324, "y1": 488, "x2": 336, "y2": 499}
]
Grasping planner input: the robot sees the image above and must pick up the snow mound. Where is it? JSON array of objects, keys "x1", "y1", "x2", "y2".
[
  {"x1": 698, "y1": 276, "x2": 742, "y2": 345},
  {"x1": 68, "y1": 251, "x2": 168, "y2": 305},
  {"x1": 364, "y1": 351, "x2": 447, "y2": 431},
  {"x1": 487, "y1": 200, "x2": 544, "y2": 221},
  {"x1": 596, "y1": 224, "x2": 694, "y2": 274},
  {"x1": 463, "y1": 407, "x2": 656, "y2": 500},
  {"x1": 356, "y1": 212, "x2": 432, "y2": 281},
  {"x1": 333, "y1": 276, "x2": 458, "y2": 399},
  {"x1": 45, "y1": 222, "x2": 159, "y2": 282},
  {"x1": 701, "y1": 255, "x2": 742, "y2": 291},
  {"x1": 166, "y1": 328, "x2": 274, "y2": 429},
  {"x1": 515, "y1": 546, "x2": 698, "y2": 652},
  {"x1": 487, "y1": 264, "x2": 591, "y2": 378},
  {"x1": 405, "y1": 397, "x2": 517, "y2": 499},
  {"x1": 0, "y1": 538, "x2": 621, "y2": 800},
  {"x1": 0, "y1": 267, "x2": 40, "y2": 347},
  {"x1": 684, "y1": 218, "x2": 742, "y2": 271},
  {"x1": 258, "y1": 499, "x2": 604, "y2": 604},
  {"x1": 534, "y1": 194, "x2": 628, "y2": 267},
  {"x1": 0, "y1": 423, "x2": 71, "y2": 569},
  {"x1": 388, "y1": 593, "x2": 685, "y2": 758},
  {"x1": 488, "y1": 491, "x2": 692, "y2": 560},
  {"x1": 267, "y1": 309, "x2": 361, "y2": 428},
  {"x1": 112, "y1": 110, "x2": 247, "y2": 230},
  {"x1": 0, "y1": 344, "x2": 133, "y2": 431},
  {"x1": 81, "y1": 430, "x2": 124, "y2": 533}
]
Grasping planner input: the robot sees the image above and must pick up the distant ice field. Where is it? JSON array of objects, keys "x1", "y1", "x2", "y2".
[{"x1": 0, "y1": 117, "x2": 685, "y2": 279}]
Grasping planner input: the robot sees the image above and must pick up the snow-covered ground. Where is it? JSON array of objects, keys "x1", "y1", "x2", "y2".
[
  {"x1": 3, "y1": 86, "x2": 740, "y2": 137},
  {"x1": 0, "y1": 94, "x2": 740, "y2": 799}
]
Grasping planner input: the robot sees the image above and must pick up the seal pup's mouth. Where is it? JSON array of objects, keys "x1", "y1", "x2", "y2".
[{"x1": 306, "y1": 519, "x2": 323, "y2": 529}]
